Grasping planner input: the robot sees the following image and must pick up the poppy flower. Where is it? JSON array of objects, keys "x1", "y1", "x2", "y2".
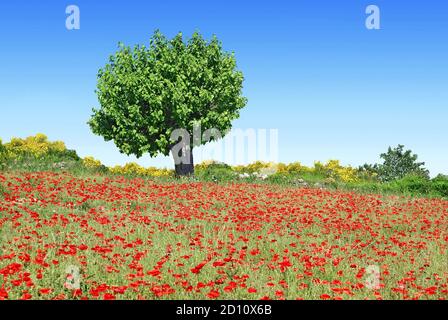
[{"x1": 207, "y1": 290, "x2": 220, "y2": 299}]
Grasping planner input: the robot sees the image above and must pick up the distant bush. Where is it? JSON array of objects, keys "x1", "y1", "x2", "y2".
[
  {"x1": 82, "y1": 156, "x2": 103, "y2": 169},
  {"x1": 0, "y1": 139, "x2": 6, "y2": 170},
  {"x1": 82, "y1": 156, "x2": 109, "y2": 173},
  {"x1": 145, "y1": 166, "x2": 174, "y2": 178},
  {"x1": 431, "y1": 175, "x2": 448, "y2": 197},
  {"x1": 433, "y1": 174, "x2": 448, "y2": 182},
  {"x1": 390, "y1": 175, "x2": 431, "y2": 194},
  {"x1": 0, "y1": 134, "x2": 81, "y2": 172},
  {"x1": 233, "y1": 161, "x2": 274, "y2": 174},
  {"x1": 322, "y1": 160, "x2": 359, "y2": 183},
  {"x1": 276, "y1": 162, "x2": 309, "y2": 175},
  {"x1": 312, "y1": 160, "x2": 359, "y2": 182},
  {"x1": 266, "y1": 172, "x2": 292, "y2": 185},
  {"x1": 357, "y1": 164, "x2": 380, "y2": 182},
  {"x1": 195, "y1": 161, "x2": 235, "y2": 182},
  {"x1": 109, "y1": 162, "x2": 173, "y2": 177},
  {"x1": 363, "y1": 145, "x2": 429, "y2": 182},
  {"x1": 3, "y1": 133, "x2": 79, "y2": 161},
  {"x1": 195, "y1": 160, "x2": 231, "y2": 171}
]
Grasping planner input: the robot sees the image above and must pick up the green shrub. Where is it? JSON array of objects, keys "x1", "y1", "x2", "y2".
[
  {"x1": 431, "y1": 175, "x2": 448, "y2": 197},
  {"x1": 357, "y1": 164, "x2": 380, "y2": 182},
  {"x1": 432, "y1": 174, "x2": 448, "y2": 183},
  {"x1": 195, "y1": 163, "x2": 235, "y2": 182},
  {"x1": 0, "y1": 139, "x2": 6, "y2": 170},
  {"x1": 266, "y1": 172, "x2": 295, "y2": 185},
  {"x1": 391, "y1": 175, "x2": 431, "y2": 195},
  {"x1": 48, "y1": 148, "x2": 80, "y2": 161},
  {"x1": 432, "y1": 181, "x2": 448, "y2": 197},
  {"x1": 364, "y1": 145, "x2": 429, "y2": 182}
]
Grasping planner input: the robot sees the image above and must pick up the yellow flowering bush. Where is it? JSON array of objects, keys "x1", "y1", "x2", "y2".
[
  {"x1": 231, "y1": 165, "x2": 246, "y2": 173},
  {"x1": 322, "y1": 160, "x2": 359, "y2": 183},
  {"x1": 82, "y1": 156, "x2": 103, "y2": 169},
  {"x1": 269, "y1": 162, "x2": 315, "y2": 175},
  {"x1": 109, "y1": 162, "x2": 173, "y2": 177},
  {"x1": 232, "y1": 161, "x2": 276, "y2": 174},
  {"x1": 109, "y1": 163, "x2": 145, "y2": 176},
  {"x1": 275, "y1": 163, "x2": 288, "y2": 174},
  {"x1": 4, "y1": 133, "x2": 68, "y2": 159},
  {"x1": 246, "y1": 161, "x2": 273, "y2": 173},
  {"x1": 145, "y1": 167, "x2": 173, "y2": 177}
]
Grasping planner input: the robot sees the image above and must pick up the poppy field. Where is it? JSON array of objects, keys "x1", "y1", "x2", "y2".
[{"x1": 0, "y1": 171, "x2": 447, "y2": 300}]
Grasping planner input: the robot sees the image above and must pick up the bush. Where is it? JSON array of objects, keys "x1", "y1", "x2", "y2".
[
  {"x1": 0, "y1": 139, "x2": 6, "y2": 170},
  {"x1": 266, "y1": 172, "x2": 292, "y2": 185},
  {"x1": 82, "y1": 156, "x2": 102, "y2": 169},
  {"x1": 195, "y1": 162, "x2": 235, "y2": 182},
  {"x1": 0, "y1": 134, "x2": 82, "y2": 172},
  {"x1": 48, "y1": 148, "x2": 80, "y2": 161},
  {"x1": 431, "y1": 175, "x2": 448, "y2": 197},
  {"x1": 82, "y1": 157, "x2": 109, "y2": 173},
  {"x1": 357, "y1": 164, "x2": 379, "y2": 182},
  {"x1": 233, "y1": 161, "x2": 273, "y2": 174},
  {"x1": 432, "y1": 174, "x2": 448, "y2": 183},
  {"x1": 323, "y1": 160, "x2": 359, "y2": 183},
  {"x1": 196, "y1": 160, "x2": 231, "y2": 171},
  {"x1": 109, "y1": 162, "x2": 173, "y2": 177},
  {"x1": 366, "y1": 145, "x2": 429, "y2": 182},
  {"x1": 390, "y1": 175, "x2": 431, "y2": 195},
  {"x1": 276, "y1": 162, "x2": 309, "y2": 175},
  {"x1": 2, "y1": 134, "x2": 80, "y2": 162}
]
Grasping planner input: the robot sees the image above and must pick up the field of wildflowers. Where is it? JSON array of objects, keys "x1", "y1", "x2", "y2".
[{"x1": 0, "y1": 171, "x2": 447, "y2": 300}]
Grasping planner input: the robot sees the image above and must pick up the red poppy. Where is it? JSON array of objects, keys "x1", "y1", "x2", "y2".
[
  {"x1": 207, "y1": 290, "x2": 220, "y2": 299},
  {"x1": 191, "y1": 261, "x2": 207, "y2": 274},
  {"x1": 39, "y1": 288, "x2": 52, "y2": 295}
]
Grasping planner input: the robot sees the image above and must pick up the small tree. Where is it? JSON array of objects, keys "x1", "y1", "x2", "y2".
[
  {"x1": 88, "y1": 30, "x2": 247, "y2": 176},
  {"x1": 374, "y1": 145, "x2": 429, "y2": 182}
]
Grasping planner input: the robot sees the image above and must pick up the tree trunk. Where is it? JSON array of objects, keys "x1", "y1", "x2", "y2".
[{"x1": 172, "y1": 147, "x2": 194, "y2": 177}]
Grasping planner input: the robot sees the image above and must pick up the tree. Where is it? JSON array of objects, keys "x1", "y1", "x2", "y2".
[
  {"x1": 369, "y1": 145, "x2": 429, "y2": 182},
  {"x1": 88, "y1": 30, "x2": 247, "y2": 176}
]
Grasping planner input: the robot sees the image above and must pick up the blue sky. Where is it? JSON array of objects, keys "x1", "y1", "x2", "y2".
[{"x1": 0, "y1": 0, "x2": 446, "y2": 175}]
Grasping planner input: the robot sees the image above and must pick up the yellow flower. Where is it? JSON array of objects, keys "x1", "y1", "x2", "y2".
[
  {"x1": 82, "y1": 157, "x2": 103, "y2": 169},
  {"x1": 4, "y1": 133, "x2": 68, "y2": 158}
]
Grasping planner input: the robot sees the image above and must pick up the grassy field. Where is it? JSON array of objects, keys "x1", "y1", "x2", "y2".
[{"x1": 0, "y1": 171, "x2": 446, "y2": 300}]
